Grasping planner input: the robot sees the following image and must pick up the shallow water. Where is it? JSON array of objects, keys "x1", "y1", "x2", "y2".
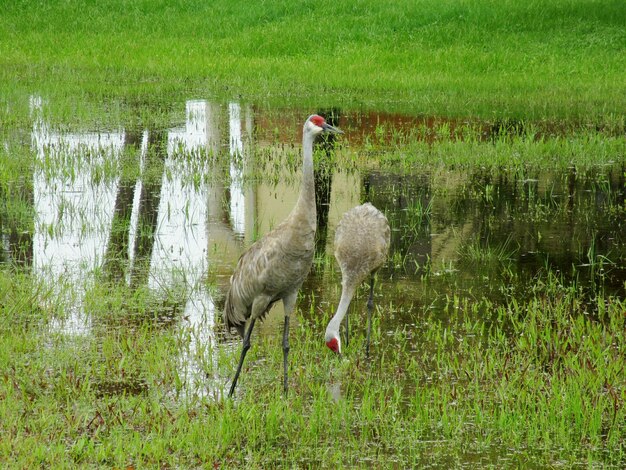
[{"x1": 2, "y1": 96, "x2": 626, "y2": 397}]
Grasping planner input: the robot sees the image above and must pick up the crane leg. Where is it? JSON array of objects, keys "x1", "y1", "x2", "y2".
[
  {"x1": 228, "y1": 317, "x2": 256, "y2": 398},
  {"x1": 282, "y1": 293, "x2": 297, "y2": 395},
  {"x1": 282, "y1": 315, "x2": 290, "y2": 394},
  {"x1": 345, "y1": 307, "x2": 349, "y2": 348},
  {"x1": 366, "y1": 275, "x2": 375, "y2": 358}
]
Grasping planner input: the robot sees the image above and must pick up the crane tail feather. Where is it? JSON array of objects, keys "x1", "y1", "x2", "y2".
[{"x1": 223, "y1": 288, "x2": 246, "y2": 337}]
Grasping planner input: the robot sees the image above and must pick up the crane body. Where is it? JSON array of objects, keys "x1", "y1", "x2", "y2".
[
  {"x1": 325, "y1": 202, "x2": 390, "y2": 356},
  {"x1": 224, "y1": 114, "x2": 342, "y2": 396}
]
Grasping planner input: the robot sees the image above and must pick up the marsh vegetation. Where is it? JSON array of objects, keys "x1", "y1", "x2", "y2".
[
  {"x1": 1, "y1": 0, "x2": 625, "y2": 467},
  {"x1": 1, "y1": 100, "x2": 624, "y2": 467}
]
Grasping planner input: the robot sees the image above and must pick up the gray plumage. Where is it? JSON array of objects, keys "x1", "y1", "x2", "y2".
[
  {"x1": 325, "y1": 202, "x2": 390, "y2": 355},
  {"x1": 223, "y1": 209, "x2": 316, "y2": 337},
  {"x1": 224, "y1": 114, "x2": 342, "y2": 397},
  {"x1": 335, "y1": 202, "x2": 390, "y2": 289}
]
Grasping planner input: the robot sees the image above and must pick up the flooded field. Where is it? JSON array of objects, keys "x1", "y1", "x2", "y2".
[{"x1": 1, "y1": 96, "x2": 625, "y2": 467}]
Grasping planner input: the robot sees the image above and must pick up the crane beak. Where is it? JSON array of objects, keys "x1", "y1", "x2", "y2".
[{"x1": 322, "y1": 123, "x2": 343, "y2": 134}]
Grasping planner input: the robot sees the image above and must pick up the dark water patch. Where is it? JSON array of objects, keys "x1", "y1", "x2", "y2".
[
  {"x1": 489, "y1": 117, "x2": 527, "y2": 141},
  {"x1": 371, "y1": 165, "x2": 626, "y2": 298},
  {"x1": 94, "y1": 377, "x2": 148, "y2": 398},
  {"x1": 256, "y1": 108, "x2": 625, "y2": 150}
]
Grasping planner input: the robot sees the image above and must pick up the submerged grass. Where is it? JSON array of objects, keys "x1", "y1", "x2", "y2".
[
  {"x1": 1, "y1": 0, "x2": 625, "y2": 119},
  {"x1": 1, "y1": 264, "x2": 624, "y2": 467},
  {"x1": 371, "y1": 123, "x2": 626, "y2": 170}
]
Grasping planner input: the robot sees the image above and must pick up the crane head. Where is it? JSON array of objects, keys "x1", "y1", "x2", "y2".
[
  {"x1": 305, "y1": 114, "x2": 343, "y2": 136},
  {"x1": 326, "y1": 336, "x2": 341, "y2": 354}
]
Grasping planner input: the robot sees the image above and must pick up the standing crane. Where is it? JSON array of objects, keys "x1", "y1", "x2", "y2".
[
  {"x1": 325, "y1": 202, "x2": 390, "y2": 356},
  {"x1": 224, "y1": 114, "x2": 343, "y2": 397}
]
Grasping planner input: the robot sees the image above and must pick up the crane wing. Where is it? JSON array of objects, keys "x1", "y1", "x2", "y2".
[{"x1": 223, "y1": 231, "x2": 284, "y2": 335}]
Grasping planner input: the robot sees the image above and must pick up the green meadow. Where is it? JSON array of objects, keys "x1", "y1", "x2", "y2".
[
  {"x1": 1, "y1": 0, "x2": 625, "y2": 119},
  {"x1": 1, "y1": 262, "x2": 625, "y2": 467},
  {"x1": 1, "y1": 0, "x2": 625, "y2": 467}
]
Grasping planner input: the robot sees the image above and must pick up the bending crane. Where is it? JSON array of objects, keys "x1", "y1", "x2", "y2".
[{"x1": 325, "y1": 202, "x2": 390, "y2": 356}]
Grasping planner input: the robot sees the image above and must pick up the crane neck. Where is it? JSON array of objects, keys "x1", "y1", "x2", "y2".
[
  {"x1": 325, "y1": 284, "x2": 356, "y2": 340},
  {"x1": 293, "y1": 131, "x2": 316, "y2": 224}
]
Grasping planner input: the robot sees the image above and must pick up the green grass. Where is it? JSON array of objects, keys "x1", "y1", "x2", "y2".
[
  {"x1": 369, "y1": 122, "x2": 626, "y2": 170},
  {"x1": 1, "y1": 0, "x2": 625, "y2": 119},
  {"x1": 1, "y1": 2, "x2": 625, "y2": 465},
  {"x1": 1, "y1": 265, "x2": 624, "y2": 467},
  {"x1": 0, "y1": 131, "x2": 624, "y2": 465}
]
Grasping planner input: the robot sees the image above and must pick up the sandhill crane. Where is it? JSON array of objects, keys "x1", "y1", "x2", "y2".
[
  {"x1": 325, "y1": 202, "x2": 390, "y2": 356},
  {"x1": 224, "y1": 114, "x2": 343, "y2": 397}
]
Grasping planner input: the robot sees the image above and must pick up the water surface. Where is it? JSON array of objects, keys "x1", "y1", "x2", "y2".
[{"x1": 2, "y1": 96, "x2": 625, "y2": 399}]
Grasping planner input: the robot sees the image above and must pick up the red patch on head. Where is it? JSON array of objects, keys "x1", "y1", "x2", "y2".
[
  {"x1": 326, "y1": 337, "x2": 340, "y2": 353},
  {"x1": 310, "y1": 115, "x2": 326, "y2": 128}
]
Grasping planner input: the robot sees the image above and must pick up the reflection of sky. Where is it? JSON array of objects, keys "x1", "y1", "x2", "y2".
[
  {"x1": 30, "y1": 99, "x2": 250, "y2": 305},
  {"x1": 31, "y1": 96, "x2": 123, "y2": 335},
  {"x1": 153, "y1": 101, "x2": 218, "y2": 397},
  {"x1": 178, "y1": 290, "x2": 221, "y2": 400},
  {"x1": 126, "y1": 130, "x2": 148, "y2": 284},
  {"x1": 158, "y1": 100, "x2": 253, "y2": 398},
  {"x1": 149, "y1": 100, "x2": 210, "y2": 292},
  {"x1": 29, "y1": 97, "x2": 254, "y2": 397},
  {"x1": 229, "y1": 102, "x2": 245, "y2": 236},
  {"x1": 29, "y1": 98, "x2": 247, "y2": 353}
]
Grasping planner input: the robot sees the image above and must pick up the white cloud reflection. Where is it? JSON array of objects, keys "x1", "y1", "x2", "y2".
[{"x1": 30, "y1": 97, "x2": 251, "y2": 398}]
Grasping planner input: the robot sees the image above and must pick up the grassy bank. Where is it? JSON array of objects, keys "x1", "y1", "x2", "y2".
[
  {"x1": 0, "y1": 265, "x2": 624, "y2": 467},
  {"x1": 1, "y1": 0, "x2": 625, "y2": 118}
]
